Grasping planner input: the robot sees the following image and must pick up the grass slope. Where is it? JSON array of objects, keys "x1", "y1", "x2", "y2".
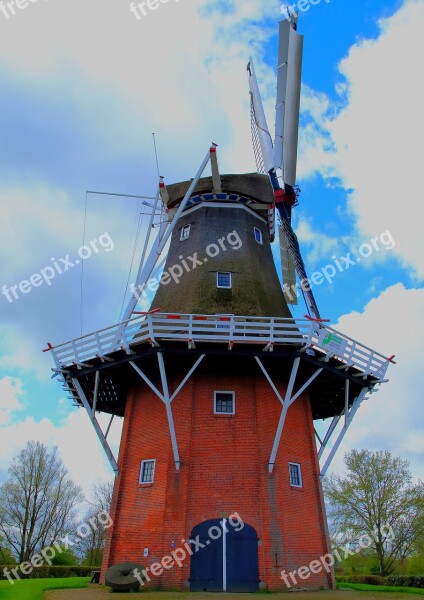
[
  {"x1": 0, "y1": 576, "x2": 89, "y2": 600},
  {"x1": 338, "y1": 583, "x2": 424, "y2": 595}
]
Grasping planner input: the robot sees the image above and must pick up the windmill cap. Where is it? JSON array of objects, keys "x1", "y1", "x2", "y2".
[{"x1": 164, "y1": 173, "x2": 274, "y2": 209}]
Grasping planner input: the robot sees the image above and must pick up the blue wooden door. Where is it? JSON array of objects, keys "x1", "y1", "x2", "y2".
[{"x1": 189, "y1": 519, "x2": 259, "y2": 592}]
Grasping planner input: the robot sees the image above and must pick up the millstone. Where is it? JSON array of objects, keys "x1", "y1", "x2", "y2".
[{"x1": 105, "y1": 562, "x2": 144, "y2": 592}]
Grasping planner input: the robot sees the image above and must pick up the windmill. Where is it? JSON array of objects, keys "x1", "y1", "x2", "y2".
[{"x1": 45, "y1": 16, "x2": 394, "y2": 592}]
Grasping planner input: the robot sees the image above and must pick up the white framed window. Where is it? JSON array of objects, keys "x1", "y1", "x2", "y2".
[
  {"x1": 216, "y1": 272, "x2": 232, "y2": 289},
  {"x1": 288, "y1": 462, "x2": 302, "y2": 488},
  {"x1": 139, "y1": 459, "x2": 156, "y2": 484},
  {"x1": 180, "y1": 225, "x2": 191, "y2": 240},
  {"x1": 254, "y1": 227, "x2": 263, "y2": 244},
  {"x1": 214, "y1": 391, "x2": 235, "y2": 415}
]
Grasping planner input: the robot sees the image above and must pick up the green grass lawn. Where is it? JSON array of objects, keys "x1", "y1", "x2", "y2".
[
  {"x1": 338, "y1": 583, "x2": 424, "y2": 595},
  {"x1": 0, "y1": 576, "x2": 89, "y2": 600}
]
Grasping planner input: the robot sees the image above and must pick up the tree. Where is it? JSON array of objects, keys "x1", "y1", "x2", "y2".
[
  {"x1": 324, "y1": 449, "x2": 424, "y2": 576},
  {"x1": 75, "y1": 480, "x2": 114, "y2": 566},
  {"x1": 0, "y1": 533, "x2": 15, "y2": 564},
  {"x1": 0, "y1": 441, "x2": 84, "y2": 563}
]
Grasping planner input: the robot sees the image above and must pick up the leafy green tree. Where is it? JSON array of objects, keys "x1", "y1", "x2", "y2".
[
  {"x1": 51, "y1": 546, "x2": 78, "y2": 566},
  {"x1": 324, "y1": 449, "x2": 424, "y2": 576},
  {"x1": 0, "y1": 534, "x2": 15, "y2": 564}
]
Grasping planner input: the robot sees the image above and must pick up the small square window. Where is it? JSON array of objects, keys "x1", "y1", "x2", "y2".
[
  {"x1": 217, "y1": 272, "x2": 232, "y2": 289},
  {"x1": 254, "y1": 227, "x2": 263, "y2": 244},
  {"x1": 139, "y1": 459, "x2": 156, "y2": 484},
  {"x1": 214, "y1": 391, "x2": 235, "y2": 415},
  {"x1": 289, "y1": 462, "x2": 302, "y2": 487},
  {"x1": 180, "y1": 225, "x2": 191, "y2": 240}
]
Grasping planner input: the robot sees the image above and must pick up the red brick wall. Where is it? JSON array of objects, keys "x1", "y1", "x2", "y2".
[{"x1": 101, "y1": 363, "x2": 334, "y2": 590}]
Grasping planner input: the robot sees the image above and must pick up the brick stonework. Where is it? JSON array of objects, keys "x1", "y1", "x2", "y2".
[{"x1": 101, "y1": 365, "x2": 335, "y2": 590}]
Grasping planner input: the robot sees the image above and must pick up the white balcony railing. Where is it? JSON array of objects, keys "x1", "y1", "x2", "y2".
[{"x1": 47, "y1": 313, "x2": 392, "y2": 381}]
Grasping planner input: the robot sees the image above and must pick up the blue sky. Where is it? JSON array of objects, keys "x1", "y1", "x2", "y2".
[{"x1": 0, "y1": 0, "x2": 423, "y2": 498}]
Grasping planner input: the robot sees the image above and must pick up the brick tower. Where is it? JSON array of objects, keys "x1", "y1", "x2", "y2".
[{"x1": 47, "y1": 19, "x2": 392, "y2": 593}]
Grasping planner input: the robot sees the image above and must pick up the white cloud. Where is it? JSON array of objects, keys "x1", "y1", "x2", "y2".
[
  {"x1": 299, "y1": 0, "x2": 424, "y2": 280},
  {"x1": 323, "y1": 284, "x2": 424, "y2": 481},
  {"x1": 0, "y1": 409, "x2": 121, "y2": 497},
  {"x1": 296, "y1": 216, "x2": 341, "y2": 266},
  {"x1": 0, "y1": 376, "x2": 24, "y2": 425}
]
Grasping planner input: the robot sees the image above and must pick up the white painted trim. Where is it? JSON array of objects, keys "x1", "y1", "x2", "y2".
[
  {"x1": 222, "y1": 518, "x2": 227, "y2": 591},
  {"x1": 214, "y1": 391, "x2": 235, "y2": 415},
  {"x1": 254, "y1": 227, "x2": 263, "y2": 244},
  {"x1": 180, "y1": 224, "x2": 191, "y2": 241},
  {"x1": 288, "y1": 462, "x2": 303, "y2": 488},
  {"x1": 139, "y1": 459, "x2": 156, "y2": 484},
  {"x1": 181, "y1": 201, "x2": 267, "y2": 223}
]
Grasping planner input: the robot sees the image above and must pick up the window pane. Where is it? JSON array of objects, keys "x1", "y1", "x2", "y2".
[
  {"x1": 215, "y1": 392, "x2": 234, "y2": 413},
  {"x1": 217, "y1": 272, "x2": 231, "y2": 288},
  {"x1": 141, "y1": 460, "x2": 155, "y2": 483},
  {"x1": 289, "y1": 463, "x2": 301, "y2": 486}
]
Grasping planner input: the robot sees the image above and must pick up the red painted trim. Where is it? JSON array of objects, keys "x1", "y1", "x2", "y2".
[{"x1": 304, "y1": 315, "x2": 330, "y2": 323}]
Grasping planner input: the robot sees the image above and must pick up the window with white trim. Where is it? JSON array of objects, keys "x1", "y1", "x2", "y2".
[
  {"x1": 180, "y1": 225, "x2": 191, "y2": 240},
  {"x1": 254, "y1": 227, "x2": 263, "y2": 244},
  {"x1": 216, "y1": 272, "x2": 232, "y2": 289},
  {"x1": 214, "y1": 391, "x2": 235, "y2": 415},
  {"x1": 288, "y1": 462, "x2": 302, "y2": 487},
  {"x1": 139, "y1": 459, "x2": 156, "y2": 484}
]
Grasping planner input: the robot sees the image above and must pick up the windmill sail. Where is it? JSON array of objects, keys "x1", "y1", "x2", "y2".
[
  {"x1": 247, "y1": 23, "x2": 320, "y2": 319},
  {"x1": 247, "y1": 58, "x2": 274, "y2": 174},
  {"x1": 279, "y1": 224, "x2": 297, "y2": 305},
  {"x1": 274, "y1": 18, "x2": 303, "y2": 187}
]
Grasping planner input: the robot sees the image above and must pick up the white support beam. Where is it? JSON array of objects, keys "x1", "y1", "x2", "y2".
[
  {"x1": 254, "y1": 357, "x2": 285, "y2": 405},
  {"x1": 320, "y1": 386, "x2": 368, "y2": 479},
  {"x1": 72, "y1": 378, "x2": 119, "y2": 475},
  {"x1": 268, "y1": 357, "x2": 300, "y2": 472},
  {"x1": 129, "y1": 361, "x2": 165, "y2": 401},
  {"x1": 210, "y1": 146, "x2": 222, "y2": 192},
  {"x1": 129, "y1": 354, "x2": 205, "y2": 471},
  {"x1": 345, "y1": 378, "x2": 349, "y2": 427},
  {"x1": 157, "y1": 352, "x2": 181, "y2": 471},
  {"x1": 314, "y1": 428, "x2": 323, "y2": 446},
  {"x1": 120, "y1": 147, "x2": 213, "y2": 329},
  {"x1": 91, "y1": 370, "x2": 100, "y2": 420},
  {"x1": 268, "y1": 359, "x2": 323, "y2": 472},
  {"x1": 317, "y1": 413, "x2": 342, "y2": 460},
  {"x1": 105, "y1": 414, "x2": 114, "y2": 439},
  {"x1": 169, "y1": 354, "x2": 205, "y2": 403}
]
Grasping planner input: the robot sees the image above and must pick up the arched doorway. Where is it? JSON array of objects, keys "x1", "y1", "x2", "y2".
[{"x1": 189, "y1": 518, "x2": 259, "y2": 592}]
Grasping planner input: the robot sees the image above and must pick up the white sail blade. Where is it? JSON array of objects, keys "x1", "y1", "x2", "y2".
[
  {"x1": 279, "y1": 225, "x2": 298, "y2": 305},
  {"x1": 274, "y1": 19, "x2": 304, "y2": 187},
  {"x1": 247, "y1": 58, "x2": 274, "y2": 174}
]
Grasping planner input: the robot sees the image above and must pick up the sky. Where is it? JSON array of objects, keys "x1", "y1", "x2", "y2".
[{"x1": 0, "y1": 0, "x2": 423, "y2": 502}]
